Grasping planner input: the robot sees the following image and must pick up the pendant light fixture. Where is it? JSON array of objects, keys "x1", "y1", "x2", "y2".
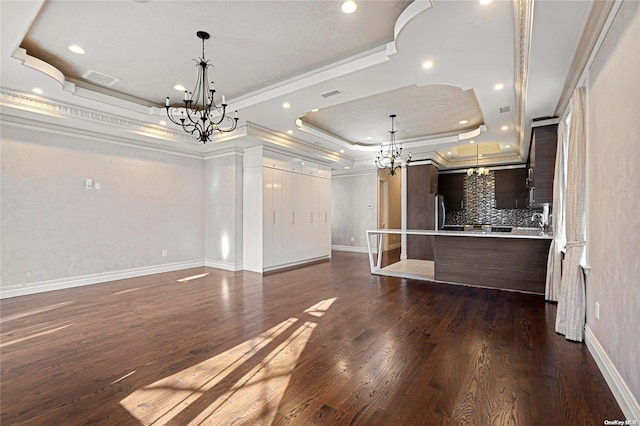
[
  {"x1": 165, "y1": 31, "x2": 239, "y2": 143},
  {"x1": 375, "y1": 114, "x2": 411, "y2": 176},
  {"x1": 467, "y1": 143, "x2": 489, "y2": 176}
]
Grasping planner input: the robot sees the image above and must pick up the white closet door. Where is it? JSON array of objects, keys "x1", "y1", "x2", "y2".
[
  {"x1": 319, "y1": 177, "x2": 331, "y2": 255},
  {"x1": 302, "y1": 174, "x2": 313, "y2": 259},
  {"x1": 281, "y1": 171, "x2": 299, "y2": 264},
  {"x1": 263, "y1": 167, "x2": 282, "y2": 268}
]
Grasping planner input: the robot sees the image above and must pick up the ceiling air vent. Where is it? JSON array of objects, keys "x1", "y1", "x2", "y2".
[
  {"x1": 82, "y1": 69, "x2": 120, "y2": 87},
  {"x1": 499, "y1": 106, "x2": 511, "y2": 113},
  {"x1": 321, "y1": 89, "x2": 341, "y2": 98}
]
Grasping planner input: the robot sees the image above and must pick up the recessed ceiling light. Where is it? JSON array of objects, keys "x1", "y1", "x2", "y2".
[
  {"x1": 287, "y1": 130, "x2": 293, "y2": 135},
  {"x1": 470, "y1": 140, "x2": 476, "y2": 144},
  {"x1": 341, "y1": 1, "x2": 357, "y2": 14},
  {"x1": 366, "y1": 136, "x2": 372, "y2": 140},
  {"x1": 68, "y1": 45, "x2": 85, "y2": 54},
  {"x1": 311, "y1": 108, "x2": 319, "y2": 112},
  {"x1": 447, "y1": 151, "x2": 452, "y2": 155},
  {"x1": 505, "y1": 144, "x2": 511, "y2": 148},
  {"x1": 494, "y1": 83, "x2": 504, "y2": 90},
  {"x1": 344, "y1": 166, "x2": 350, "y2": 169},
  {"x1": 340, "y1": 149, "x2": 345, "y2": 153},
  {"x1": 501, "y1": 125, "x2": 509, "y2": 131},
  {"x1": 422, "y1": 60, "x2": 434, "y2": 69},
  {"x1": 159, "y1": 120, "x2": 166, "y2": 126},
  {"x1": 32, "y1": 88, "x2": 44, "y2": 95},
  {"x1": 478, "y1": 154, "x2": 483, "y2": 157},
  {"x1": 282, "y1": 102, "x2": 291, "y2": 109},
  {"x1": 459, "y1": 120, "x2": 468, "y2": 125},
  {"x1": 479, "y1": 0, "x2": 493, "y2": 5},
  {"x1": 174, "y1": 84, "x2": 186, "y2": 92}
]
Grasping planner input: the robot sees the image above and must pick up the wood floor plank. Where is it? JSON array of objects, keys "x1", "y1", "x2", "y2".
[{"x1": 1, "y1": 251, "x2": 624, "y2": 425}]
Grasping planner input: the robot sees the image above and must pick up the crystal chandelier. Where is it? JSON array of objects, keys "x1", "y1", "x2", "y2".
[
  {"x1": 165, "y1": 31, "x2": 239, "y2": 143},
  {"x1": 467, "y1": 143, "x2": 489, "y2": 175},
  {"x1": 375, "y1": 114, "x2": 411, "y2": 176}
]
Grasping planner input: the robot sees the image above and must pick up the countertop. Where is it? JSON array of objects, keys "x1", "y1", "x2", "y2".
[{"x1": 367, "y1": 228, "x2": 553, "y2": 240}]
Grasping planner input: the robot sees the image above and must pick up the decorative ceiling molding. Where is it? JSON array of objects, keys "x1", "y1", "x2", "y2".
[
  {"x1": 0, "y1": 89, "x2": 196, "y2": 145},
  {"x1": 388, "y1": 0, "x2": 435, "y2": 55},
  {"x1": 243, "y1": 122, "x2": 347, "y2": 166},
  {"x1": 554, "y1": 0, "x2": 618, "y2": 117},
  {"x1": 514, "y1": 0, "x2": 534, "y2": 158}
]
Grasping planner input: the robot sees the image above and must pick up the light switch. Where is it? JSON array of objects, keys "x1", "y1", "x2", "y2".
[
  {"x1": 94, "y1": 182, "x2": 101, "y2": 190},
  {"x1": 85, "y1": 178, "x2": 93, "y2": 189}
]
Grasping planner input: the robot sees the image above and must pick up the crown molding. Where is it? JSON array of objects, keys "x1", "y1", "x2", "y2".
[{"x1": 514, "y1": 0, "x2": 534, "y2": 158}]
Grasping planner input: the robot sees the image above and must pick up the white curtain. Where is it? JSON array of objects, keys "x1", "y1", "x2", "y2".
[
  {"x1": 555, "y1": 86, "x2": 587, "y2": 342},
  {"x1": 545, "y1": 121, "x2": 567, "y2": 301}
]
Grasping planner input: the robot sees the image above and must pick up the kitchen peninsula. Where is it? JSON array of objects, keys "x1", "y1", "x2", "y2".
[{"x1": 366, "y1": 228, "x2": 552, "y2": 294}]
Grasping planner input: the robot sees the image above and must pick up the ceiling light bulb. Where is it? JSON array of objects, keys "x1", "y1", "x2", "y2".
[
  {"x1": 447, "y1": 152, "x2": 452, "y2": 155},
  {"x1": 159, "y1": 120, "x2": 167, "y2": 126},
  {"x1": 422, "y1": 60, "x2": 434, "y2": 69},
  {"x1": 282, "y1": 102, "x2": 291, "y2": 109},
  {"x1": 470, "y1": 140, "x2": 476, "y2": 144},
  {"x1": 341, "y1": 1, "x2": 357, "y2": 14},
  {"x1": 459, "y1": 120, "x2": 468, "y2": 125},
  {"x1": 501, "y1": 125, "x2": 509, "y2": 131},
  {"x1": 287, "y1": 130, "x2": 293, "y2": 135},
  {"x1": 345, "y1": 166, "x2": 350, "y2": 169},
  {"x1": 68, "y1": 45, "x2": 85, "y2": 54},
  {"x1": 32, "y1": 88, "x2": 44, "y2": 95},
  {"x1": 494, "y1": 83, "x2": 504, "y2": 90},
  {"x1": 340, "y1": 149, "x2": 345, "y2": 153},
  {"x1": 505, "y1": 145, "x2": 511, "y2": 148},
  {"x1": 479, "y1": 0, "x2": 493, "y2": 5}
]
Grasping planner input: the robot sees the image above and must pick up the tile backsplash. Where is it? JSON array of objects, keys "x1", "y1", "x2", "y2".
[{"x1": 445, "y1": 172, "x2": 543, "y2": 227}]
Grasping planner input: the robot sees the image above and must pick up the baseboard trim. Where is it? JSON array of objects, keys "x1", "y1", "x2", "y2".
[
  {"x1": 0, "y1": 260, "x2": 204, "y2": 299},
  {"x1": 204, "y1": 259, "x2": 243, "y2": 272},
  {"x1": 585, "y1": 325, "x2": 640, "y2": 421},
  {"x1": 331, "y1": 245, "x2": 377, "y2": 254}
]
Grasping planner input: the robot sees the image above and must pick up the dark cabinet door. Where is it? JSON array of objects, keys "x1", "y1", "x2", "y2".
[
  {"x1": 495, "y1": 168, "x2": 528, "y2": 209},
  {"x1": 528, "y1": 124, "x2": 557, "y2": 205},
  {"x1": 438, "y1": 173, "x2": 465, "y2": 210},
  {"x1": 407, "y1": 164, "x2": 437, "y2": 260}
]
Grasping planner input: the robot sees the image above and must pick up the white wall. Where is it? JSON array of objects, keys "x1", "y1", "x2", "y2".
[
  {"x1": 331, "y1": 171, "x2": 378, "y2": 252},
  {"x1": 1, "y1": 123, "x2": 204, "y2": 295},
  {"x1": 586, "y1": 0, "x2": 640, "y2": 416},
  {"x1": 204, "y1": 152, "x2": 243, "y2": 271}
]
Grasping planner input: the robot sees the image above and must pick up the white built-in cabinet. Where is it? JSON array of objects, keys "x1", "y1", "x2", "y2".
[{"x1": 243, "y1": 147, "x2": 331, "y2": 272}]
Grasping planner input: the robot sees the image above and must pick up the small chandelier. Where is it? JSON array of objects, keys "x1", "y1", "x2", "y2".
[
  {"x1": 165, "y1": 31, "x2": 239, "y2": 143},
  {"x1": 375, "y1": 114, "x2": 411, "y2": 176},
  {"x1": 467, "y1": 143, "x2": 489, "y2": 176}
]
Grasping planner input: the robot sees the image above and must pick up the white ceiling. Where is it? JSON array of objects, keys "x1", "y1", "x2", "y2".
[{"x1": 1, "y1": 0, "x2": 595, "y2": 171}]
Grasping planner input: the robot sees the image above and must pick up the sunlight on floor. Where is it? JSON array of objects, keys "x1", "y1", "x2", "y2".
[
  {"x1": 0, "y1": 301, "x2": 74, "y2": 324},
  {"x1": 304, "y1": 297, "x2": 337, "y2": 317},
  {"x1": 120, "y1": 297, "x2": 337, "y2": 425},
  {"x1": 0, "y1": 321, "x2": 74, "y2": 348},
  {"x1": 177, "y1": 273, "x2": 210, "y2": 283}
]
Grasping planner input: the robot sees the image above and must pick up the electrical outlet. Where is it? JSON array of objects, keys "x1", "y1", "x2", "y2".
[
  {"x1": 162, "y1": 249, "x2": 167, "y2": 257},
  {"x1": 350, "y1": 236, "x2": 355, "y2": 242}
]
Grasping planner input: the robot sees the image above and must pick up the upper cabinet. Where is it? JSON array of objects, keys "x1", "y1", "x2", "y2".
[
  {"x1": 438, "y1": 173, "x2": 465, "y2": 211},
  {"x1": 528, "y1": 124, "x2": 558, "y2": 206},
  {"x1": 494, "y1": 168, "x2": 528, "y2": 209}
]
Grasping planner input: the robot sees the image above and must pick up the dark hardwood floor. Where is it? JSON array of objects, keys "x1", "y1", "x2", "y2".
[{"x1": 1, "y1": 251, "x2": 623, "y2": 425}]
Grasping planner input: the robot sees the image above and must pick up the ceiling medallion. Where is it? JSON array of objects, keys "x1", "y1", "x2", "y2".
[
  {"x1": 375, "y1": 114, "x2": 411, "y2": 176},
  {"x1": 165, "y1": 31, "x2": 239, "y2": 143}
]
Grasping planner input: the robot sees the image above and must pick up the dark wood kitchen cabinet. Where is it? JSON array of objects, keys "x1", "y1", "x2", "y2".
[
  {"x1": 495, "y1": 168, "x2": 528, "y2": 209},
  {"x1": 528, "y1": 124, "x2": 558, "y2": 205},
  {"x1": 407, "y1": 164, "x2": 438, "y2": 260},
  {"x1": 438, "y1": 173, "x2": 465, "y2": 210}
]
